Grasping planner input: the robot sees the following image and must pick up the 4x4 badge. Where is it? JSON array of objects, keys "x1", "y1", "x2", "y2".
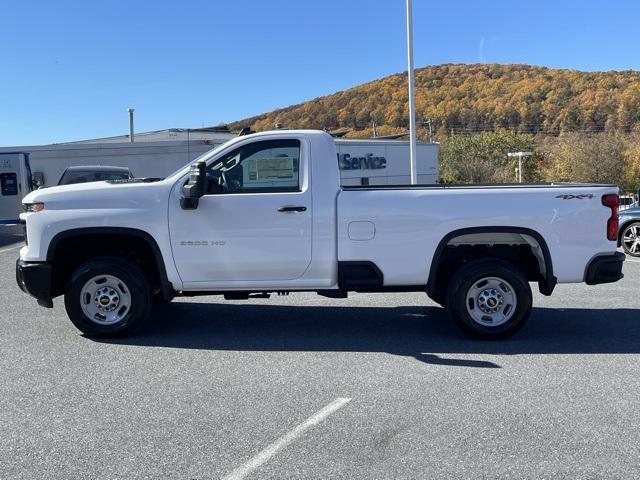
[{"x1": 556, "y1": 194, "x2": 594, "y2": 200}]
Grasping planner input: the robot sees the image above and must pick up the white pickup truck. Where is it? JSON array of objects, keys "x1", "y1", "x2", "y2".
[{"x1": 16, "y1": 130, "x2": 625, "y2": 339}]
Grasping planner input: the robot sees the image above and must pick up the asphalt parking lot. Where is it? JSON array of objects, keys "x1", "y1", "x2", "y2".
[{"x1": 2, "y1": 227, "x2": 640, "y2": 479}]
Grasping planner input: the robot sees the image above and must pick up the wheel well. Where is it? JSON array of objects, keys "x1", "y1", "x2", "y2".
[
  {"x1": 428, "y1": 230, "x2": 554, "y2": 301},
  {"x1": 49, "y1": 232, "x2": 165, "y2": 298}
]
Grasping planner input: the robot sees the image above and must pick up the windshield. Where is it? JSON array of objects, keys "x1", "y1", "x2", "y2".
[
  {"x1": 165, "y1": 140, "x2": 234, "y2": 179},
  {"x1": 58, "y1": 170, "x2": 132, "y2": 185}
]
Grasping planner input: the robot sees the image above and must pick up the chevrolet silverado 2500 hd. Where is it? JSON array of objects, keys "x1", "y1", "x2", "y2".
[{"x1": 16, "y1": 130, "x2": 625, "y2": 339}]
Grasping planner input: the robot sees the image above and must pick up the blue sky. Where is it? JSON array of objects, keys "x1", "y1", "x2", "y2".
[{"x1": 1, "y1": 0, "x2": 639, "y2": 146}]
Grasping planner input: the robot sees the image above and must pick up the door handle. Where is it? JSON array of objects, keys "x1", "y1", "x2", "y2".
[{"x1": 277, "y1": 205, "x2": 307, "y2": 212}]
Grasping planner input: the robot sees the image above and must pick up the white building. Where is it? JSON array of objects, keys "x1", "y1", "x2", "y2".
[
  {"x1": 64, "y1": 126, "x2": 234, "y2": 144},
  {"x1": 0, "y1": 127, "x2": 236, "y2": 187},
  {"x1": 0, "y1": 127, "x2": 438, "y2": 188}
]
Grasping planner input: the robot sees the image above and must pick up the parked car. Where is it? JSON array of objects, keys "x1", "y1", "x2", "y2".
[
  {"x1": 619, "y1": 205, "x2": 640, "y2": 256},
  {"x1": 620, "y1": 195, "x2": 636, "y2": 210},
  {"x1": 58, "y1": 166, "x2": 133, "y2": 185},
  {"x1": 17, "y1": 130, "x2": 624, "y2": 340}
]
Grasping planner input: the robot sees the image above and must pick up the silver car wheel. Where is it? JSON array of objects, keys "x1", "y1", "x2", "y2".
[
  {"x1": 465, "y1": 276, "x2": 517, "y2": 327},
  {"x1": 622, "y1": 224, "x2": 640, "y2": 256},
  {"x1": 80, "y1": 274, "x2": 131, "y2": 325}
]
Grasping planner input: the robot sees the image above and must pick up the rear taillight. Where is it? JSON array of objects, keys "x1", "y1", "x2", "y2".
[{"x1": 602, "y1": 194, "x2": 620, "y2": 241}]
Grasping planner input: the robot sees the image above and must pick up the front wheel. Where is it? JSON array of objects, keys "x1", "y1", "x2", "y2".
[
  {"x1": 64, "y1": 256, "x2": 153, "y2": 337},
  {"x1": 621, "y1": 222, "x2": 640, "y2": 257},
  {"x1": 446, "y1": 259, "x2": 532, "y2": 339}
]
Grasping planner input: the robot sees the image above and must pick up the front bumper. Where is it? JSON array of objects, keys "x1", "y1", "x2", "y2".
[
  {"x1": 584, "y1": 252, "x2": 625, "y2": 285},
  {"x1": 16, "y1": 259, "x2": 53, "y2": 308}
]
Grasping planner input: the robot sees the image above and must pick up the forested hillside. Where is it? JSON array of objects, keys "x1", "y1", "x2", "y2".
[
  {"x1": 227, "y1": 64, "x2": 640, "y2": 191},
  {"x1": 228, "y1": 64, "x2": 640, "y2": 138}
]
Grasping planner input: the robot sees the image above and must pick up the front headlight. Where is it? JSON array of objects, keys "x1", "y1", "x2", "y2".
[{"x1": 23, "y1": 202, "x2": 45, "y2": 213}]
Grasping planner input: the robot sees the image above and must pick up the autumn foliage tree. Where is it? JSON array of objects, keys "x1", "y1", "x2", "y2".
[{"x1": 539, "y1": 133, "x2": 627, "y2": 186}]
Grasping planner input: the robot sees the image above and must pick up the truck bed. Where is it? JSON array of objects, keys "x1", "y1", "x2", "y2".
[{"x1": 337, "y1": 182, "x2": 618, "y2": 286}]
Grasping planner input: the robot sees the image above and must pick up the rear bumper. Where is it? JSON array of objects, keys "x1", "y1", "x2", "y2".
[
  {"x1": 16, "y1": 259, "x2": 53, "y2": 307},
  {"x1": 585, "y1": 252, "x2": 625, "y2": 285}
]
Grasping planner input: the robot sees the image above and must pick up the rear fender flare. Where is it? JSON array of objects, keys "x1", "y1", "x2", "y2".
[{"x1": 427, "y1": 226, "x2": 556, "y2": 297}]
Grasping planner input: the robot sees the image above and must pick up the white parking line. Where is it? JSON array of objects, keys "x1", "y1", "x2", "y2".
[
  {"x1": 625, "y1": 258, "x2": 640, "y2": 263},
  {"x1": 0, "y1": 244, "x2": 23, "y2": 255},
  {"x1": 222, "y1": 397, "x2": 351, "y2": 480}
]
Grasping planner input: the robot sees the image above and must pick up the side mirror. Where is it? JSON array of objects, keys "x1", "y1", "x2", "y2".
[
  {"x1": 180, "y1": 161, "x2": 206, "y2": 210},
  {"x1": 31, "y1": 172, "x2": 45, "y2": 190}
]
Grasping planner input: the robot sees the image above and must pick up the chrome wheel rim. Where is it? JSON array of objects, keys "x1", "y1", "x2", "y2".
[
  {"x1": 466, "y1": 276, "x2": 517, "y2": 327},
  {"x1": 80, "y1": 275, "x2": 131, "y2": 325},
  {"x1": 622, "y1": 224, "x2": 640, "y2": 255}
]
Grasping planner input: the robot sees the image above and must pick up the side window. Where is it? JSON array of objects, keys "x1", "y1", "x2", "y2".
[
  {"x1": 1, "y1": 173, "x2": 18, "y2": 196},
  {"x1": 205, "y1": 139, "x2": 300, "y2": 194}
]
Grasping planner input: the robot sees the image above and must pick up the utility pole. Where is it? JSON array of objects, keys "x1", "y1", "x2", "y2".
[
  {"x1": 187, "y1": 128, "x2": 190, "y2": 161},
  {"x1": 406, "y1": 0, "x2": 417, "y2": 184},
  {"x1": 372, "y1": 118, "x2": 378, "y2": 138},
  {"x1": 423, "y1": 118, "x2": 433, "y2": 142}
]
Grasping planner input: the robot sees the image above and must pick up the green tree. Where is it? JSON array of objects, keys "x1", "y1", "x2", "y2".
[{"x1": 439, "y1": 130, "x2": 538, "y2": 183}]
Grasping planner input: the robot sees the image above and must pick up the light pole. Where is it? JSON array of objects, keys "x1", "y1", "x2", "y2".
[
  {"x1": 406, "y1": 0, "x2": 417, "y2": 184},
  {"x1": 127, "y1": 108, "x2": 135, "y2": 143},
  {"x1": 508, "y1": 151, "x2": 533, "y2": 183}
]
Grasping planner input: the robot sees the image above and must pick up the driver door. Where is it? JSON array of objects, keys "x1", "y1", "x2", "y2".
[{"x1": 168, "y1": 137, "x2": 312, "y2": 286}]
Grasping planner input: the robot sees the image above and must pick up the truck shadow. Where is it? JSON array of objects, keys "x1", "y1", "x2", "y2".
[{"x1": 94, "y1": 302, "x2": 640, "y2": 368}]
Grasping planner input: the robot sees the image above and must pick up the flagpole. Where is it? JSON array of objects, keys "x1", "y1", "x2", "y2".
[{"x1": 406, "y1": 0, "x2": 418, "y2": 184}]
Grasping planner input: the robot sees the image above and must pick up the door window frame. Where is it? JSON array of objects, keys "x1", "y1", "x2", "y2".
[{"x1": 201, "y1": 137, "x2": 309, "y2": 196}]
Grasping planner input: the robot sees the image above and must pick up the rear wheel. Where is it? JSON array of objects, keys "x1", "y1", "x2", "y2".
[
  {"x1": 64, "y1": 256, "x2": 153, "y2": 337},
  {"x1": 621, "y1": 222, "x2": 640, "y2": 257},
  {"x1": 446, "y1": 259, "x2": 532, "y2": 339}
]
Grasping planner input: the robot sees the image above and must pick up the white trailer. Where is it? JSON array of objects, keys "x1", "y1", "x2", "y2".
[
  {"x1": 335, "y1": 138, "x2": 438, "y2": 186},
  {"x1": 0, "y1": 152, "x2": 33, "y2": 224}
]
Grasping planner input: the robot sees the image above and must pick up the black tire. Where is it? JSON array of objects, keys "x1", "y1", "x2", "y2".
[
  {"x1": 621, "y1": 222, "x2": 640, "y2": 257},
  {"x1": 446, "y1": 259, "x2": 532, "y2": 339},
  {"x1": 64, "y1": 256, "x2": 153, "y2": 337}
]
